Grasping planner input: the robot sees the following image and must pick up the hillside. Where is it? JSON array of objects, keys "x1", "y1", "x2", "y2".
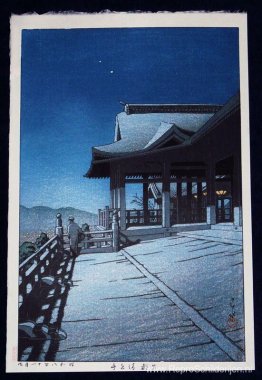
[{"x1": 19, "y1": 205, "x2": 97, "y2": 243}]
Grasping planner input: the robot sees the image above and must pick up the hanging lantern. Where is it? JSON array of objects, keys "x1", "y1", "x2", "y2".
[{"x1": 216, "y1": 189, "x2": 227, "y2": 196}]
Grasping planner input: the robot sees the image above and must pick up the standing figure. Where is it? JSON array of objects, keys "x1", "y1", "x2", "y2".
[{"x1": 67, "y1": 216, "x2": 81, "y2": 257}]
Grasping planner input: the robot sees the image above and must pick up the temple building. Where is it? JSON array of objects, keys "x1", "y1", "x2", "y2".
[{"x1": 86, "y1": 92, "x2": 242, "y2": 241}]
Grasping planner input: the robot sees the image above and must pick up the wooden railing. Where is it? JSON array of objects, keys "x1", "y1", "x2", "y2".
[
  {"x1": 81, "y1": 230, "x2": 113, "y2": 249},
  {"x1": 18, "y1": 212, "x2": 120, "y2": 310},
  {"x1": 98, "y1": 202, "x2": 207, "y2": 228},
  {"x1": 83, "y1": 211, "x2": 119, "y2": 253},
  {"x1": 126, "y1": 209, "x2": 162, "y2": 227},
  {"x1": 170, "y1": 198, "x2": 207, "y2": 224},
  {"x1": 171, "y1": 208, "x2": 206, "y2": 224},
  {"x1": 19, "y1": 235, "x2": 61, "y2": 307},
  {"x1": 99, "y1": 201, "x2": 208, "y2": 228}
]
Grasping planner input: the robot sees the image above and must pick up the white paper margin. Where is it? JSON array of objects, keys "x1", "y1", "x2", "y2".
[{"x1": 6, "y1": 12, "x2": 255, "y2": 373}]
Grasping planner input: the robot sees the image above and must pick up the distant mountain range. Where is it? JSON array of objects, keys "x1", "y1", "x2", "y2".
[{"x1": 20, "y1": 205, "x2": 98, "y2": 233}]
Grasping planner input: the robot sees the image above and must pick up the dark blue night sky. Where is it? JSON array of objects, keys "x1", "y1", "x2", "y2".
[{"x1": 20, "y1": 27, "x2": 239, "y2": 212}]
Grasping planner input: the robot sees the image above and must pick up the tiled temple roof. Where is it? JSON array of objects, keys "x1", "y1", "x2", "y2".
[
  {"x1": 93, "y1": 110, "x2": 217, "y2": 157},
  {"x1": 190, "y1": 92, "x2": 240, "y2": 144},
  {"x1": 86, "y1": 93, "x2": 240, "y2": 178}
]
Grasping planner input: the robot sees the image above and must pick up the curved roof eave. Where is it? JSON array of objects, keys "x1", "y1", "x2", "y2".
[
  {"x1": 91, "y1": 140, "x2": 190, "y2": 163},
  {"x1": 92, "y1": 146, "x2": 131, "y2": 158},
  {"x1": 92, "y1": 123, "x2": 190, "y2": 158}
]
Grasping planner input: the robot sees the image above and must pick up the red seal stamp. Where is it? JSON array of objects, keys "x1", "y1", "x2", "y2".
[{"x1": 227, "y1": 313, "x2": 238, "y2": 329}]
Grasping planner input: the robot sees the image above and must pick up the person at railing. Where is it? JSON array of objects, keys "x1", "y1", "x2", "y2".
[{"x1": 67, "y1": 216, "x2": 81, "y2": 257}]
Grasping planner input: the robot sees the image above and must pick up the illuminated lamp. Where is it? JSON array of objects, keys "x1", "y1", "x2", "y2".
[{"x1": 216, "y1": 190, "x2": 227, "y2": 196}]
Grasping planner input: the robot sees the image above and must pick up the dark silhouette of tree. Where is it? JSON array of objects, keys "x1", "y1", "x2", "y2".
[
  {"x1": 19, "y1": 242, "x2": 36, "y2": 264},
  {"x1": 35, "y1": 232, "x2": 49, "y2": 249},
  {"x1": 19, "y1": 232, "x2": 49, "y2": 264},
  {"x1": 131, "y1": 193, "x2": 154, "y2": 209},
  {"x1": 81, "y1": 223, "x2": 90, "y2": 232}
]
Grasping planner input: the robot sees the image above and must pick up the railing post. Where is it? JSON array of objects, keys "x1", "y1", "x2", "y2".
[
  {"x1": 109, "y1": 209, "x2": 113, "y2": 227},
  {"x1": 98, "y1": 209, "x2": 101, "y2": 226},
  {"x1": 112, "y1": 210, "x2": 119, "y2": 252},
  {"x1": 102, "y1": 209, "x2": 105, "y2": 227},
  {"x1": 105, "y1": 206, "x2": 110, "y2": 230},
  {"x1": 55, "y1": 213, "x2": 64, "y2": 251}
]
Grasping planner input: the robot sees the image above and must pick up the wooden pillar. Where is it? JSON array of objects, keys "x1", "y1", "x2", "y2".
[
  {"x1": 110, "y1": 165, "x2": 116, "y2": 209},
  {"x1": 112, "y1": 211, "x2": 119, "y2": 252},
  {"x1": 98, "y1": 209, "x2": 101, "y2": 226},
  {"x1": 177, "y1": 178, "x2": 182, "y2": 224},
  {"x1": 112, "y1": 165, "x2": 126, "y2": 230},
  {"x1": 110, "y1": 189, "x2": 114, "y2": 209},
  {"x1": 143, "y1": 176, "x2": 149, "y2": 225},
  {"x1": 114, "y1": 188, "x2": 119, "y2": 210},
  {"x1": 206, "y1": 162, "x2": 216, "y2": 224},
  {"x1": 187, "y1": 180, "x2": 192, "y2": 197},
  {"x1": 162, "y1": 162, "x2": 170, "y2": 228},
  {"x1": 186, "y1": 180, "x2": 192, "y2": 223},
  {"x1": 103, "y1": 209, "x2": 106, "y2": 227},
  {"x1": 197, "y1": 180, "x2": 203, "y2": 221},
  {"x1": 119, "y1": 173, "x2": 126, "y2": 231},
  {"x1": 105, "y1": 206, "x2": 110, "y2": 230},
  {"x1": 110, "y1": 163, "x2": 121, "y2": 211}
]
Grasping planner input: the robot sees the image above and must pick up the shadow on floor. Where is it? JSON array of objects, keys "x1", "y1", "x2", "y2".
[
  {"x1": 119, "y1": 232, "x2": 140, "y2": 249},
  {"x1": 18, "y1": 249, "x2": 76, "y2": 361}
]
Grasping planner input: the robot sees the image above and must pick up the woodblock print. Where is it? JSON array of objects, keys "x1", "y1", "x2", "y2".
[{"x1": 7, "y1": 12, "x2": 254, "y2": 372}]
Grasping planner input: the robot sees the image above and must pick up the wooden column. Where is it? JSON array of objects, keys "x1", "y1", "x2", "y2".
[
  {"x1": 176, "y1": 178, "x2": 182, "y2": 224},
  {"x1": 110, "y1": 189, "x2": 114, "y2": 209},
  {"x1": 104, "y1": 210, "x2": 106, "y2": 227},
  {"x1": 98, "y1": 209, "x2": 101, "y2": 226},
  {"x1": 114, "y1": 188, "x2": 119, "y2": 210},
  {"x1": 112, "y1": 211, "x2": 119, "y2": 252},
  {"x1": 206, "y1": 162, "x2": 216, "y2": 224},
  {"x1": 187, "y1": 181, "x2": 192, "y2": 197},
  {"x1": 110, "y1": 165, "x2": 116, "y2": 209},
  {"x1": 143, "y1": 176, "x2": 149, "y2": 225},
  {"x1": 119, "y1": 172, "x2": 126, "y2": 230},
  {"x1": 105, "y1": 206, "x2": 110, "y2": 230},
  {"x1": 197, "y1": 180, "x2": 203, "y2": 221},
  {"x1": 162, "y1": 162, "x2": 170, "y2": 228},
  {"x1": 186, "y1": 180, "x2": 192, "y2": 223},
  {"x1": 112, "y1": 164, "x2": 126, "y2": 230}
]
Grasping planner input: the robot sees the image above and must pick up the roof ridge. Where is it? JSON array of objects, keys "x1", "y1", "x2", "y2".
[{"x1": 125, "y1": 104, "x2": 223, "y2": 115}]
